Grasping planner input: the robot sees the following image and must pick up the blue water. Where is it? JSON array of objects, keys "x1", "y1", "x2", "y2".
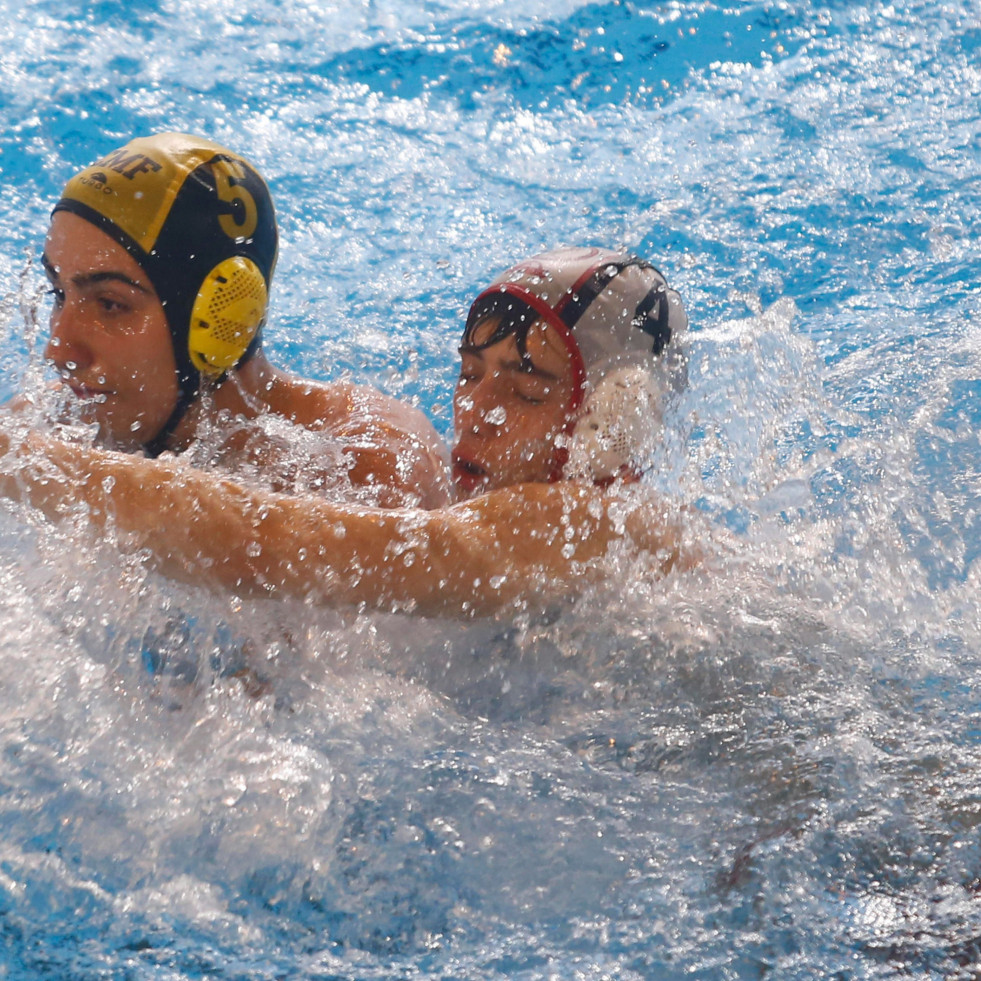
[{"x1": 0, "y1": 0, "x2": 979, "y2": 977}]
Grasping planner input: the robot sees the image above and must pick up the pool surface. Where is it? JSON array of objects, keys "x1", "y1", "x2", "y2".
[{"x1": 0, "y1": 0, "x2": 979, "y2": 977}]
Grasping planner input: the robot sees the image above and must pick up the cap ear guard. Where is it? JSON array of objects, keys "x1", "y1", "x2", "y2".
[
  {"x1": 188, "y1": 256, "x2": 268, "y2": 376},
  {"x1": 563, "y1": 366, "x2": 663, "y2": 482}
]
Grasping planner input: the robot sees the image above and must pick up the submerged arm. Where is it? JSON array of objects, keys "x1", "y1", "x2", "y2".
[{"x1": 0, "y1": 431, "x2": 683, "y2": 618}]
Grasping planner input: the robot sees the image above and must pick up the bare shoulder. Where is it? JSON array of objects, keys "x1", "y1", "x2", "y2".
[
  {"x1": 269, "y1": 378, "x2": 441, "y2": 445},
  {"x1": 263, "y1": 375, "x2": 451, "y2": 508}
]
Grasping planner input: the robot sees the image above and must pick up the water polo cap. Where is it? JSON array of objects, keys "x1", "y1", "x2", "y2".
[
  {"x1": 462, "y1": 246, "x2": 688, "y2": 480},
  {"x1": 52, "y1": 132, "x2": 278, "y2": 454}
]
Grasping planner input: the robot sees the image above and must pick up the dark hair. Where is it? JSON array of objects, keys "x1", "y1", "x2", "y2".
[{"x1": 460, "y1": 289, "x2": 540, "y2": 369}]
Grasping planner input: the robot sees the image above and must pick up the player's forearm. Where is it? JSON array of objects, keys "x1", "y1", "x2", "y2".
[
  {"x1": 0, "y1": 432, "x2": 675, "y2": 619},
  {"x1": 0, "y1": 431, "x2": 453, "y2": 610}
]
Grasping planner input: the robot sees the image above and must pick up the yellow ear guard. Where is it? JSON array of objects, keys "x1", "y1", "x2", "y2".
[{"x1": 188, "y1": 256, "x2": 269, "y2": 377}]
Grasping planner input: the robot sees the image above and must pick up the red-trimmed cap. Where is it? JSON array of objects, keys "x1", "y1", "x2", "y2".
[{"x1": 465, "y1": 246, "x2": 688, "y2": 411}]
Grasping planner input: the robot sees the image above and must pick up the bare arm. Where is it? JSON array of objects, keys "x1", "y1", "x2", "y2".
[{"x1": 0, "y1": 431, "x2": 684, "y2": 618}]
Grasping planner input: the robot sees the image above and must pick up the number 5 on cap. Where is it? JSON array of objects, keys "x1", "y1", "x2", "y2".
[{"x1": 212, "y1": 158, "x2": 258, "y2": 241}]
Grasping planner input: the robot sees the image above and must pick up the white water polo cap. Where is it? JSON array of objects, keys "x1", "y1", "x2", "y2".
[{"x1": 462, "y1": 246, "x2": 688, "y2": 481}]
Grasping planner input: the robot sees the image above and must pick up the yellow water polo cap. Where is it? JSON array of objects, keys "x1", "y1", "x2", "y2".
[{"x1": 52, "y1": 132, "x2": 278, "y2": 451}]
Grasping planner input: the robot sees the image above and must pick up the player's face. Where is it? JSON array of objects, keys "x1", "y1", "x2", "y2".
[
  {"x1": 43, "y1": 211, "x2": 179, "y2": 450},
  {"x1": 452, "y1": 319, "x2": 576, "y2": 496}
]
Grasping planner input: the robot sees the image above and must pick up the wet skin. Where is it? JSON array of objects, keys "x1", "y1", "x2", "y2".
[
  {"x1": 451, "y1": 319, "x2": 576, "y2": 496},
  {"x1": 42, "y1": 211, "x2": 180, "y2": 450}
]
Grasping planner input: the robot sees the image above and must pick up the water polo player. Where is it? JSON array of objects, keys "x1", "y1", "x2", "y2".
[
  {"x1": 40, "y1": 132, "x2": 449, "y2": 506},
  {"x1": 0, "y1": 246, "x2": 693, "y2": 618},
  {"x1": 453, "y1": 246, "x2": 687, "y2": 494}
]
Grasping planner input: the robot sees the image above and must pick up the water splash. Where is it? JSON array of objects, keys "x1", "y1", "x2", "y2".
[{"x1": 0, "y1": 0, "x2": 979, "y2": 977}]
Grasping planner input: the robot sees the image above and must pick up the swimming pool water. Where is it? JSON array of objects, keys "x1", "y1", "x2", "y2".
[{"x1": 0, "y1": 0, "x2": 979, "y2": 977}]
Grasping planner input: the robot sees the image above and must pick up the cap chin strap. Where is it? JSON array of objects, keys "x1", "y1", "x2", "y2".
[
  {"x1": 141, "y1": 386, "x2": 198, "y2": 458},
  {"x1": 547, "y1": 438, "x2": 572, "y2": 484},
  {"x1": 140, "y1": 331, "x2": 262, "y2": 458}
]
